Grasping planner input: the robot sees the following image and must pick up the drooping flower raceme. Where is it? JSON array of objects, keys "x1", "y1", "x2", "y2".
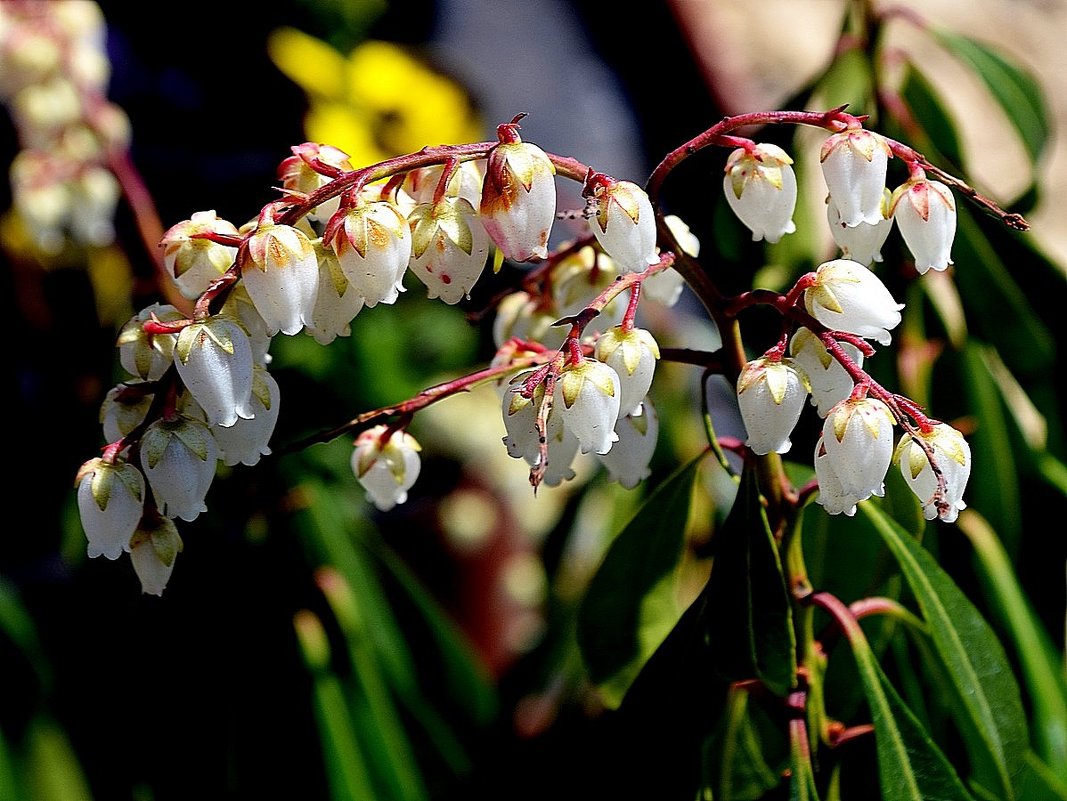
[
  {"x1": 554, "y1": 359, "x2": 622, "y2": 455},
  {"x1": 586, "y1": 176, "x2": 659, "y2": 273},
  {"x1": 480, "y1": 127, "x2": 557, "y2": 262},
  {"x1": 827, "y1": 188, "x2": 894, "y2": 265},
  {"x1": 896, "y1": 423, "x2": 971, "y2": 522},
  {"x1": 351, "y1": 426, "x2": 422, "y2": 512},
  {"x1": 736, "y1": 357, "x2": 811, "y2": 455},
  {"x1": 408, "y1": 196, "x2": 490, "y2": 304},
  {"x1": 722, "y1": 143, "x2": 797, "y2": 243},
  {"x1": 804, "y1": 259, "x2": 904, "y2": 346},
  {"x1": 173, "y1": 316, "x2": 256, "y2": 428},
  {"x1": 890, "y1": 177, "x2": 956, "y2": 274},
  {"x1": 820, "y1": 129, "x2": 892, "y2": 227},
  {"x1": 277, "y1": 142, "x2": 352, "y2": 223},
  {"x1": 76, "y1": 457, "x2": 145, "y2": 560},
  {"x1": 789, "y1": 327, "x2": 863, "y2": 418},
  {"x1": 140, "y1": 414, "x2": 219, "y2": 522},
  {"x1": 820, "y1": 397, "x2": 895, "y2": 503},
  {"x1": 240, "y1": 221, "x2": 320, "y2": 336}
]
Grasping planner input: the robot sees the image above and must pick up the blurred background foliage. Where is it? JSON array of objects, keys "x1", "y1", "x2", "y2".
[{"x1": 0, "y1": 1, "x2": 1064, "y2": 799}]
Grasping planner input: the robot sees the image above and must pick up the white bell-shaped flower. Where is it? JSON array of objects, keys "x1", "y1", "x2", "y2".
[
  {"x1": 554, "y1": 358, "x2": 622, "y2": 455},
  {"x1": 277, "y1": 143, "x2": 352, "y2": 223},
  {"x1": 117, "y1": 303, "x2": 184, "y2": 381},
  {"x1": 821, "y1": 396, "x2": 895, "y2": 502},
  {"x1": 174, "y1": 315, "x2": 255, "y2": 428},
  {"x1": 595, "y1": 326, "x2": 659, "y2": 416},
  {"x1": 820, "y1": 129, "x2": 892, "y2": 227},
  {"x1": 241, "y1": 221, "x2": 320, "y2": 336},
  {"x1": 408, "y1": 197, "x2": 490, "y2": 304},
  {"x1": 326, "y1": 198, "x2": 410, "y2": 307},
  {"x1": 75, "y1": 457, "x2": 145, "y2": 560},
  {"x1": 541, "y1": 414, "x2": 581, "y2": 487},
  {"x1": 890, "y1": 178, "x2": 956, "y2": 274},
  {"x1": 351, "y1": 426, "x2": 422, "y2": 512},
  {"x1": 587, "y1": 177, "x2": 659, "y2": 273},
  {"x1": 492, "y1": 291, "x2": 565, "y2": 351},
  {"x1": 789, "y1": 328, "x2": 863, "y2": 418},
  {"x1": 220, "y1": 285, "x2": 273, "y2": 366},
  {"x1": 896, "y1": 423, "x2": 971, "y2": 523},
  {"x1": 129, "y1": 513, "x2": 183, "y2": 596},
  {"x1": 813, "y1": 436, "x2": 863, "y2": 517},
  {"x1": 480, "y1": 130, "x2": 557, "y2": 262},
  {"x1": 211, "y1": 367, "x2": 281, "y2": 467},
  {"x1": 736, "y1": 357, "x2": 810, "y2": 455},
  {"x1": 552, "y1": 246, "x2": 628, "y2": 330},
  {"x1": 501, "y1": 372, "x2": 549, "y2": 466},
  {"x1": 597, "y1": 401, "x2": 658, "y2": 489},
  {"x1": 140, "y1": 414, "x2": 219, "y2": 522},
  {"x1": 827, "y1": 189, "x2": 894, "y2": 265},
  {"x1": 643, "y1": 215, "x2": 698, "y2": 307},
  {"x1": 159, "y1": 210, "x2": 240, "y2": 300},
  {"x1": 305, "y1": 243, "x2": 365, "y2": 345},
  {"x1": 100, "y1": 383, "x2": 153, "y2": 443},
  {"x1": 403, "y1": 161, "x2": 484, "y2": 207},
  {"x1": 722, "y1": 143, "x2": 797, "y2": 243},
  {"x1": 804, "y1": 259, "x2": 904, "y2": 346}
]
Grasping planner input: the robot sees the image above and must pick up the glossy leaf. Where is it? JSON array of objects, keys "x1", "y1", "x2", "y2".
[
  {"x1": 707, "y1": 687, "x2": 781, "y2": 800},
  {"x1": 706, "y1": 463, "x2": 796, "y2": 696},
  {"x1": 862, "y1": 503, "x2": 1028, "y2": 800},
  {"x1": 899, "y1": 61, "x2": 964, "y2": 170},
  {"x1": 1018, "y1": 751, "x2": 1067, "y2": 801}
]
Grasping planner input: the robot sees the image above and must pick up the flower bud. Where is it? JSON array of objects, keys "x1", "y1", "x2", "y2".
[
  {"x1": 140, "y1": 415, "x2": 219, "y2": 522},
  {"x1": 820, "y1": 129, "x2": 892, "y2": 227},
  {"x1": 117, "y1": 304, "x2": 184, "y2": 381},
  {"x1": 241, "y1": 222, "x2": 320, "y2": 336},
  {"x1": 129, "y1": 513, "x2": 183, "y2": 596},
  {"x1": 351, "y1": 426, "x2": 422, "y2": 512},
  {"x1": 788, "y1": 328, "x2": 863, "y2": 418},
  {"x1": 890, "y1": 178, "x2": 956, "y2": 274},
  {"x1": 821, "y1": 397, "x2": 895, "y2": 502},
  {"x1": 826, "y1": 189, "x2": 893, "y2": 265},
  {"x1": 896, "y1": 423, "x2": 971, "y2": 523},
  {"x1": 277, "y1": 143, "x2": 352, "y2": 223},
  {"x1": 408, "y1": 197, "x2": 489, "y2": 304},
  {"x1": 480, "y1": 130, "x2": 556, "y2": 262},
  {"x1": 305, "y1": 242, "x2": 364, "y2": 345},
  {"x1": 325, "y1": 199, "x2": 410, "y2": 307},
  {"x1": 804, "y1": 259, "x2": 904, "y2": 346},
  {"x1": 586, "y1": 177, "x2": 658, "y2": 273},
  {"x1": 159, "y1": 210, "x2": 240, "y2": 300},
  {"x1": 555, "y1": 359, "x2": 622, "y2": 455},
  {"x1": 736, "y1": 357, "x2": 810, "y2": 455},
  {"x1": 595, "y1": 326, "x2": 659, "y2": 417},
  {"x1": 211, "y1": 366, "x2": 281, "y2": 467},
  {"x1": 722, "y1": 143, "x2": 797, "y2": 243},
  {"x1": 174, "y1": 316, "x2": 255, "y2": 428},
  {"x1": 597, "y1": 401, "x2": 658, "y2": 489},
  {"x1": 75, "y1": 457, "x2": 145, "y2": 560}
]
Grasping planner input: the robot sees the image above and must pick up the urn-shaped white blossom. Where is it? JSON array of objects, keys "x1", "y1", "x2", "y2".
[
  {"x1": 408, "y1": 197, "x2": 490, "y2": 304},
  {"x1": 804, "y1": 259, "x2": 904, "y2": 346},
  {"x1": 890, "y1": 177, "x2": 956, "y2": 274},
  {"x1": 642, "y1": 214, "x2": 697, "y2": 307},
  {"x1": 277, "y1": 143, "x2": 352, "y2": 223},
  {"x1": 220, "y1": 285, "x2": 273, "y2": 366},
  {"x1": 789, "y1": 328, "x2": 863, "y2": 418},
  {"x1": 76, "y1": 457, "x2": 145, "y2": 560},
  {"x1": 554, "y1": 358, "x2": 622, "y2": 455},
  {"x1": 736, "y1": 357, "x2": 811, "y2": 455},
  {"x1": 820, "y1": 129, "x2": 892, "y2": 227},
  {"x1": 722, "y1": 143, "x2": 797, "y2": 243},
  {"x1": 326, "y1": 198, "x2": 410, "y2": 307},
  {"x1": 813, "y1": 436, "x2": 863, "y2": 517},
  {"x1": 240, "y1": 221, "x2": 320, "y2": 336},
  {"x1": 100, "y1": 383, "x2": 153, "y2": 443},
  {"x1": 129, "y1": 513, "x2": 183, "y2": 596},
  {"x1": 480, "y1": 125, "x2": 557, "y2": 262},
  {"x1": 597, "y1": 401, "x2": 658, "y2": 489},
  {"x1": 117, "y1": 304, "x2": 184, "y2": 381},
  {"x1": 586, "y1": 176, "x2": 659, "y2": 273},
  {"x1": 305, "y1": 242, "x2": 365, "y2": 345},
  {"x1": 174, "y1": 315, "x2": 255, "y2": 428},
  {"x1": 821, "y1": 396, "x2": 895, "y2": 502},
  {"x1": 827, "y1": 189, "x2": 894, "y2": 265},
  {"x1": 896, "y1": 423, "x2": 971, "y2": 523},
  {"x1": 159, "y1": 210, "x2": 240, "y2": 300},
  {"x1": 595, "y1": 325, "x2": 659, "y2": 417},
  {"x1": 351, "y1": 426, "x2": 422, "y2": 512},
  {"x1": 140, "y1": 414, "x2": 219, "y2": 522},
  {"x1": 501, "y1": 373, "x2": 548, "y2": 466},
  {"x1": 492, "y1": 291, "x2": 565, "y2": 351},
  {"x1": 552, "y1": 246, "x2": 627, "y2": 330},
  {"x1": 211, "y1": 367, "x2": 281, "y2": 467}
]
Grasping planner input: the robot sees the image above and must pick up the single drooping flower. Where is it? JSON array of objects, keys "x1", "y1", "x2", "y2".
[
  {"x1": 552, "y1": 245, "x2": 628, "y2": 330},
  {"x1": 325, "y1": 198, "x2": 410, "y2": 307},
  {"x1": 821, "y1": 396, "x2": 895, "y2": 502},
  {"x1": 554, "y1": 358, "x2": 622, "y2": 455},
  {"x1": 159, "y1": 210, "x2": 240, "y2": 300},
  {"x1": 100, "y1": 382, "x2": 154, "y2": 443},
  {"x1": 813, "y1": 435, "x2": 863, "y2": 517},
  {"x1": 351, "y1": 426, "x2": 422, "y2": 512},
  {"x1": 174, "y1": 315, "x2": 256, "y2": 428},
  {"x1": 117, "y1": 303, "x2": 184, "y2": 381},
  {"x1": 597, "y1": 400, "x2": 658, "y2": 489},
  {"x1": 76, "y1": 457, "x2": 145, "y2": 560},
  {"x1": 408, "y1": 196, "x2": 490, "y2": 304},
  {"x1": 220, "y1": 284, "x2": 273, "y2": 366},
  {"x1": 501, "y1": 372, "x2": 548, "y2": 466},
  {"x1": 480, "y1": 121, "x2": 557, "y2": 262},
  {"x1": 305, "y1": 242, "x2": 365, "y2": 345},
  {"x1": 595, "y1": 325, "x2": 660, "y2": 417},
  {"x1": 736, "y1": 357, "x2": 811, "y2": 455},
  {"x1": 585, "y1": 174, "x2": 659, "y2": 273},
  {"x1": 890, "y1": 177, "x2": 956, "y2": 274},
  {"x1": 240, "y1": 219, "x2": 320, "y2": 336},
  {"x1": 140, "y1": 414, "x2": 219, "y2": 522},
  {"x1": 129, "y1": 512, "x2": 183, "y2": 596},
  {"x1": 826, "y1": 189, "x2": 894, "y2": 265},
  {"x1": 804, "y1": 259, "x2": 904, "y2": 346},
  {"x1": 896, "y1": 423, "x2": 971, "y2": 522},
  {"x1": 820, "y1": 129, "x2": 892, "y2": 227},
  {"x1": 722, "y1": 142, "x2": 797, "y2": 243},
  {"x1": 642, "y1": 214, "x2": 696, "y2": 307},
  {"x1": 211, "y1": 366, "x2": 281, "y2": 467},
  {"x1": 277, "y1": 142, "x2": 352, "y2": 223},
  {"x1": 789, "y1": 327, "x2": 863, "y2": 418},
  {"x1": 492, "y1": 291, "x2": 565, "y2": 351}
]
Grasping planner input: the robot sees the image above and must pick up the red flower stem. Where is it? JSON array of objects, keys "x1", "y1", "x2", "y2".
[
  {"x1": 620, "y1": 280, "x2": 641, "y2": 331},
  {"x1": 432, "y1": 156, "x2": 461, "y2": 205},
  {"x1": 553, "y1": 253, "x2": 674, "y2": 336}
]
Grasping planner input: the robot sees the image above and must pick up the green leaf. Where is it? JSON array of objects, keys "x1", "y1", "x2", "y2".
[
  {"x1": 576, "y1": 451, "x2": 704, "y2": 691},
  {"x1": 1018, "y1": 751, "x2": 1067, "y2": 801},
  {"x1": 862, "y1": 503, "x2": 1028, "y2": 799},
  {"x1": 24, "y1": 719, "x2": 93, "y2": 801},
  {"x1": 899, "y1": 62, "x2": 964, "y2": 169},
  {"x1": 934, "y1": 31, "x2": 1050, "y2": 165},
  {"x1": 708, "y1": 687, "x2": 781, "y2": 800},
  {"x1": 789, "y1": 718, "x2": 821, "y2": 801},
  {"x1": 705, "y1": 463, "x2": 796, "y2": 696}
]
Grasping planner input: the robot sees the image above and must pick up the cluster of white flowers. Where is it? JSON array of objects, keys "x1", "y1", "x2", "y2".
[{"x1": 0, "y1": 1, "x2": 129, "y2": 253}]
